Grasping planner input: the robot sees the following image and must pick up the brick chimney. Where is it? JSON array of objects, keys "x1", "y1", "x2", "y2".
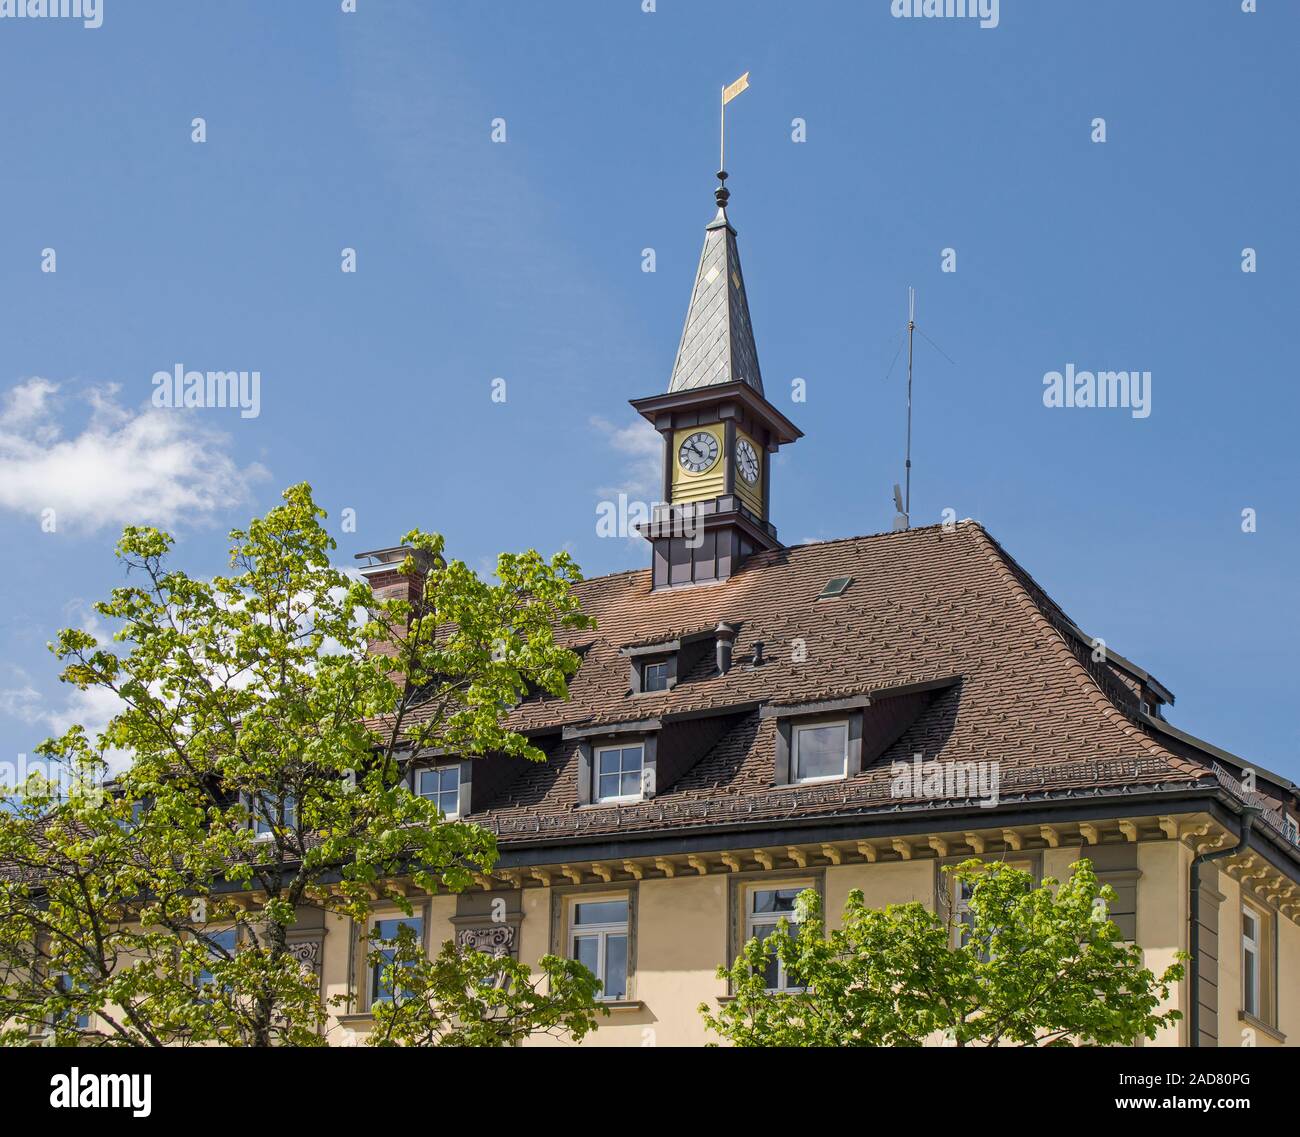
[
  {"x1": 354, "y1": 546, "x2": 435, "y2": 667},
  {"x1": 354, "y1": 546, "x2": 433, "y2": 606}
]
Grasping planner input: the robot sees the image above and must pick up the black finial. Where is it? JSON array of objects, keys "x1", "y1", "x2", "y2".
[{"x1": 715, "y1": 169, "x2": 730, "y2": 210}]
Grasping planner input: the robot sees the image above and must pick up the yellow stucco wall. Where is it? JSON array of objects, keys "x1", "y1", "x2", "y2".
[
  {"x1": 824, "y1": 858, "x2": 935, "y2": 926},
  {"x1": 1215, "y1": 869, "x2": 1292, "y2": 1048},
  {"x1": 567, "y1": 875, "x2": 725, "y2": 1047},
  {"x1": 311, "y1": 836, "x2": 1299, "y2": 1049},
  {"x1": 1137, "y1": 839, "x2": 1187, "y2": 1047},
  {"x1": 1277, "y1": 912, "x2": 1299, "y2": 1048}
]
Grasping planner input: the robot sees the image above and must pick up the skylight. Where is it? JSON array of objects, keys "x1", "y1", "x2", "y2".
[{"x1": 817, "y1": 576, "x2": 854, "y2": 599}]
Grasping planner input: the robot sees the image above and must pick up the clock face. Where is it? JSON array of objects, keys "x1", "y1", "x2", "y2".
[
  {"x1": 735, "y1": 438, "x2": 760, "y2": 484},
  {"x1": 678, "y1": 430, "x2": 720, "y2": 474}
]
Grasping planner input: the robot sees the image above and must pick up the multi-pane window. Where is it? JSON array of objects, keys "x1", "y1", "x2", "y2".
[
  {"x1": 370, "y1": 917, "x2": 424, "y2": 1006},
  {"x1": 952, "y1": 878, "x2": 994, "y2": 961},
  {"x1": 1242, "y1": 906, "x2": 1262, "y2": 1019},
  {"x1": 570, "y1": 898, "x2": 629, "y2": 1001},
  {"x1": 954, "y1": 878, "x2": 976, "y2": 946},
  {"x1": 115, "y1": 798, "x2": 148, "y2": 831},
  {"x1": 251, "y1": 793, "x2": 297, "y2": 839},
  {"x1": 792, "y1": 721, "x2": 848, "y2": 783},
  {"x1": 596, "y1": 744, "x2": 644, "y2": 803},
  {"x1": 642, "y1": 661, "x2": 669, "y2": 692},
  {"x1": 948, "y1": 862, "x2": 1030, "y2": 957},
  {"x1": 746, "y1": 886, "x2": 806, "y2": 992},
  {"x1": 416, "y1": 766, "x2": 461, "y2": 819},
  {"x1": 51, "y1": 972, "x2": 89, "y2": 1030},
  {"x1": 199, "y1": 927, "x2": 238, "y2": 992}
]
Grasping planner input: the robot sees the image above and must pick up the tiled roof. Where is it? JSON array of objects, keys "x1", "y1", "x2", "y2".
[
  {"x1": 666, "y1": 209, "x2": 764, "y2": 395},
  {"x1": 403, "y1": 521, "x2": 1221, "y2": 843}
]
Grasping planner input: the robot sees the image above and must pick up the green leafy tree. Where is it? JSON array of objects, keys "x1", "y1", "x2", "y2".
[
  {"x1": 363, "y1": 929, "x2": 602, "y2": 1047},
  {"x1": 701, "y1": 859, "x2": 1184, "y2": 1047},
  {"x1": 0, "y1": 483, "x2": 600, "y2": 1047}
]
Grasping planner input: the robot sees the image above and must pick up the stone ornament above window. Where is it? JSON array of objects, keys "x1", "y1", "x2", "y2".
[
  {"x1": 456, "y1": 925, "x2": 517, "y2": 959},
  {"x1": 286, "y1": 940, "x2": 321, "y2": 971}
]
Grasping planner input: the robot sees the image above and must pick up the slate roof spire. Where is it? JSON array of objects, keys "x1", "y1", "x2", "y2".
[{"x1": 666, "y1": 170, "x2": 764, "y2": 395}]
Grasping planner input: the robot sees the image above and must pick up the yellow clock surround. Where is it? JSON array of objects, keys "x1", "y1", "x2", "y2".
[
  {"x1": 672, "y1": 424, "x2": 725, "y2": 503},
  {"x1": 670, "y1": 423, "x2": 764, "y2": 513},
  {"x1": 733, "y1": 429, "x2": 763, "y2": 515}
]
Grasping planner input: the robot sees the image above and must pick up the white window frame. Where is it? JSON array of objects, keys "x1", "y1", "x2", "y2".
[
  {"x1": 791, "y1": 720, "x2": 849, "y2": 784},
  {"x1": 368, "y1": 914, "x2": 424, "y2": 1008},
  {"x1": 416, "y1": 765, "x2": 461, "y2": 819},
  {"x1": 249, "y1": 792, "x2": 297, "y2": 841},
  {"x1": 50, "y1": 970, "x2": 90, "y2": 1031},
  {"x1": 569, "y1": 895, "x2": 630, "y2": 1002},
  {"x1": 641, "y1": 660, "x2": 670, "y2": 692},
  {"x1": 947, "y1": 858, "x2": 1033, "y2": 954},
  {"x1": 594, "y1": 743, "x2": 645, "y2": 804},
  {"x1": 197, "y1": 926, "x2": 239, "y2": 993},
  {"x1": 1242, "y1": 905, "x2": 1263, "y2": 1020},
  {"x1": 745, "y1": 882, "x2": 811, "y2": 993}
]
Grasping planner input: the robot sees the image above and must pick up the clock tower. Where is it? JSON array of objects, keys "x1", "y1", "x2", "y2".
[{"x1": 632, "y1": 172, "x2": 801, "y2": 590}]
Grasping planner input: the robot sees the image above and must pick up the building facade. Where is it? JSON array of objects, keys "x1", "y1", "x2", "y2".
[{"x1": 320, "y1": 174, "x2": 1300, "y2": 1047}]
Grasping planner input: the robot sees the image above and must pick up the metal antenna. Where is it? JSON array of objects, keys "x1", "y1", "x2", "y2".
[
  {"x1": 889, "y1": 287, "x2": 956, "y2": 533},
  {"x1": 905, "y1": 285, "x2": 915, "y2": 520},
  {"x1": 893, "y1": 287, "x2": 916, "y2": 532}
]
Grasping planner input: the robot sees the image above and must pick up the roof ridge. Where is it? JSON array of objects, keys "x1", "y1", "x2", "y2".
[{"x1": 965, "y1": 524, "x2": 1207, "y2": 781}]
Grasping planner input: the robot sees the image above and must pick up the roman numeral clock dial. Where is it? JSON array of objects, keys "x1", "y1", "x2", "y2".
[
  {"x1": 735, "y1": 438, "x2": 759, "y2": 484},
  {"x1": 678, "y1": 431, "x2": 719, "y2": 474}
]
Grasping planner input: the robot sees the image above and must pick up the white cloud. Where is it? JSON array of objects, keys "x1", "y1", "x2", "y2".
[
  {"x1": 0, "y1": 676, "x2": 43, "y2": 725},
  {"x1": 1, "y1": 599, "x2": 130, "y2": 769},
  {"x1": 1, "y1": 662, "x2": 128, "y2": 769},
  {"x1": 591, "y1": 415, "x2": 661, "y2": 502},
  {"x1": 0, "y1": 378, "x2": 268, "y2": 533}
]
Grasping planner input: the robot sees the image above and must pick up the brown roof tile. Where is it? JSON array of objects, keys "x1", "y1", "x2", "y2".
[{"x1": 427, "y1": 521, "x2": 1216, "y2": 843}]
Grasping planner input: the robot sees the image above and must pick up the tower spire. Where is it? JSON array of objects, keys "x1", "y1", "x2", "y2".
[
  {"x1": 626, "y1": 75, "x2": 801, "y2": 591},
  {"x1": 665, "y1": 171, "x2": 762, "y2": 395}
]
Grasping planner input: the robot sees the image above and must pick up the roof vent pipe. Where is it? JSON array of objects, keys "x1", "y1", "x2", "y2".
[{"x1": 715, "y1": 622, "x2": 738, "y2": 675}]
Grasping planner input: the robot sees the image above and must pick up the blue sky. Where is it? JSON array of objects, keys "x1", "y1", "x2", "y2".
[{"x1": 1, "y1": 0, "x2": 1296, "y2": 781}]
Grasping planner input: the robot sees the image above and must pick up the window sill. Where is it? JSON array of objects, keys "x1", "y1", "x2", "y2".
[
  {"x1": 1238, "y1": 1011, "x2": 1285, "y2": 1043},
  {"x1": 335, "y1": 1012, "x2": 375, "y2": 1028},
  {"x1": 576, "y1": 801, "x2": 646, "y2": 811},
  {"x1": 715, "y1": 991, "x2": 805, "y2": 1003},
  {"x1": 599, "y1": 1000, "x2": 644, "y2": 1012}
]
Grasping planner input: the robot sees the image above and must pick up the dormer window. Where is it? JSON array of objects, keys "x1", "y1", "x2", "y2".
[
  {"x1": 642, "y1": 661, "x2": 670, "y2": 692},
  {"x1": 791, "y1": 721, "x2": 849, "y2": 783},
  {"x1": 570, "y1": 724, "x2": 660, "y2": 807},
  {"x1": 596, "y1": 743, "x2": 645, "y2": 804},
  {"x1": 763, "y1": 695, "x2": 869, "y2": 788},
  {"x1": 624, "y1": 644, "x2": 680, "y2": 695},
  {"x1": 623, "y1": 629, "x2": 720, "y2": 694},
  {"x1": 249, "y1": 792, "x2": 297, "y2": 840},
  {"x1": 416, "y1": 765, "x2": 462, "y2": 819}
]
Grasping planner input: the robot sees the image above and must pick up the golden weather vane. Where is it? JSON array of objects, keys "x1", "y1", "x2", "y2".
[{"x1": 719, "y1": 71, "x2": 750, "y2": 173}]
